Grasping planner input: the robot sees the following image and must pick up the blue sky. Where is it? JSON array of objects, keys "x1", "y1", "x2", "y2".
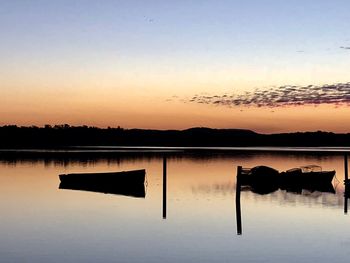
[{"x1": 2, "y1": 0, "x2": 349, "y2": 65}]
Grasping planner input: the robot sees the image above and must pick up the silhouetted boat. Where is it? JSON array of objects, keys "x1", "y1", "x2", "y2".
[
  {"x1": 279, "y1": 165, "x2": 335, "y2": 194},
  {"x1": 240, "y1": 166, "x2": 279, "y2": 182},
  {"x1": 237, "y1": 165, "x2": 335, "y2": 195},
  {"x1": 236, "y1": 164, "x2": 338, "y2": 236},
  {"x1": 238, "y1": 166, "x2": 280, "y2": 194},
  {"x1": 59, "y1": 169, "x2": 146, "y2": 198},
  {"x1": 281, "y1": 165, "x2": 335, "y2": 183}
]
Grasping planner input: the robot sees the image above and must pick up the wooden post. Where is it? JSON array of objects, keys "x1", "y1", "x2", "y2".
[
  {"x1": 236, "y1": 166, "x2": 242, "y2": 235},
  {"x1": 237, "y1": 166, "x2": 242, "y2": 182},
  {"x1": 162, "y1": 157, "x2": 167, "y2": 219},
  {"x1": 345, "y1": 154, "x2": 348, "y2": 182}
]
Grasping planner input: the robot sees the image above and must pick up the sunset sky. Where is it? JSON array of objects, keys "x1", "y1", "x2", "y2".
[{"x1": 1, "y1": 0, "x2": 350, "y2": 133}]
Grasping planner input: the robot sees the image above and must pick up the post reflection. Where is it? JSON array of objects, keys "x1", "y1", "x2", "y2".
[
  {"x1": 163, "y1": 157, "x2": 167, "y2": 219},
  {"x1": 344, "y1": 154, "x2": 349, "y2": 214}
]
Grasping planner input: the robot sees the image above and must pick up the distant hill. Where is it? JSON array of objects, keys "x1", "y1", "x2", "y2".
[{"x1": 0, "y1": 125, "x2": 349, "y2": 148}]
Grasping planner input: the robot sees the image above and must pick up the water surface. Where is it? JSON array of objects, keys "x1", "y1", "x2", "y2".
[{"x1": 0, "y1": 150, "x2": 349, "y2": 263}]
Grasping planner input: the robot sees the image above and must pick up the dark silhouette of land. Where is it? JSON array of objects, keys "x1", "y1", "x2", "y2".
[{"x1": 0, "y1": 124, "x2": 350, "y2": 148}]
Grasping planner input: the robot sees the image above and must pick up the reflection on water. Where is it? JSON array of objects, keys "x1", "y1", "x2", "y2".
[
  {"x1": 59, "y1": 180, "x2": 147, "y2": 198},
  {"x1": 0, "y1": 150, "x2": 350, "y2": 263},
  {"x1": 163, "y1": 157, "x2": 167, "y2": 219}
]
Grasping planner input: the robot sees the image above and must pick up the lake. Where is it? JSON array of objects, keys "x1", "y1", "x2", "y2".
[{"x1": 0, "y1": 149, "x2": 349, "y2": 263}]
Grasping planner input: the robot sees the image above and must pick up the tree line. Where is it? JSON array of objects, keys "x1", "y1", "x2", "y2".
[{"x1": 0, "y1": 125, "x2": 349, "y2": 148}]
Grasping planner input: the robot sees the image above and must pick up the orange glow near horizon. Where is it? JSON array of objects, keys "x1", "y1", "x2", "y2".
[
  {"x1": 2, "y1": 50, "x2": 350, "y2": 133},
  {"x1": 2, "y1": 52, "x2": 350, "y2": 133},
  {"x1": 1, "y1": 94, "x2": 350, "y2": 133},
  {"x1": 2, "y1": 60, "x2": 350, "y2": 133}
]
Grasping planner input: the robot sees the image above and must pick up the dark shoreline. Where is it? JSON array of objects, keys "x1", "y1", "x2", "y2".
[
  {"x1": 0, "y1": 146, "x2": 349, "y2": 165},
  {"x1": 1, "y1": 125, "x2": 350, "y2": 148}
]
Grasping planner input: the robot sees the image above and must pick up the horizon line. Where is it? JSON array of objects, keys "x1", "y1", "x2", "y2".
[{"x1": 1, "y1": 124, "x2": 349, "y2": 135}]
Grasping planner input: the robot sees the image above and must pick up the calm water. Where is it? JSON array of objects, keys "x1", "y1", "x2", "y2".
[{"x1": 0, "y1": 150, "x2": 349, "y2": 263}]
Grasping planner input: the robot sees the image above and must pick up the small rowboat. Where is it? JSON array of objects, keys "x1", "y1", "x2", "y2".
[
  {"x1": 281, "y1": 165, "x2": 335, "y2": 183},
  {"x1": 59, "y1": 169, "x2": 146, "y2": 198}
]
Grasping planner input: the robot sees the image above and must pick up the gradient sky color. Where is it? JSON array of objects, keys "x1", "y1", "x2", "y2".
[{"x1": 1, "y1": 0, "x2": 350, "y2": 133}]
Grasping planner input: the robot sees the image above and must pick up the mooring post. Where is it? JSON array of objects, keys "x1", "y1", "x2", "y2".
[
  {"x1": 237, "y1": 166, "x2": 242, "y2": 181},
  {"x1": 162, "y1": 156, "x2": 167, "y2": 219},
  {"x1": 345, "y1": 154, "x2": 348, "y2": 183},
  {"x1": 236, "y1": 166, "x2": 242, "y2": 235}
]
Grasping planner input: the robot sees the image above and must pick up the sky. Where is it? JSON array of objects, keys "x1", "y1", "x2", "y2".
[{"x1": 1, "y1": 0, "x2": 350, "y2": 133}]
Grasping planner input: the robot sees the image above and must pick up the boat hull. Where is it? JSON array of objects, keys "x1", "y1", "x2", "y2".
[
  {"x1": 281, "y1": 171, "x2": 335, "y2": 184},
  {"x1": 59, "y1": 169, "x2": 146, "y2": 198}
]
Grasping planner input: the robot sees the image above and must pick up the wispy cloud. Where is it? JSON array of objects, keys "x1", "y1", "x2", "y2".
[
  {"x1": 188, "y1": 82, "x2": 350, "y2": 108},
  {"x1": 340, "y1": 46, "x2": 350, "y2": 50}
]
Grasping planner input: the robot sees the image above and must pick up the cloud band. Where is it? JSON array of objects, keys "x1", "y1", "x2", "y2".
[{"x1": 189, "y1": 82, "x2": 350, "y2": 108}]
